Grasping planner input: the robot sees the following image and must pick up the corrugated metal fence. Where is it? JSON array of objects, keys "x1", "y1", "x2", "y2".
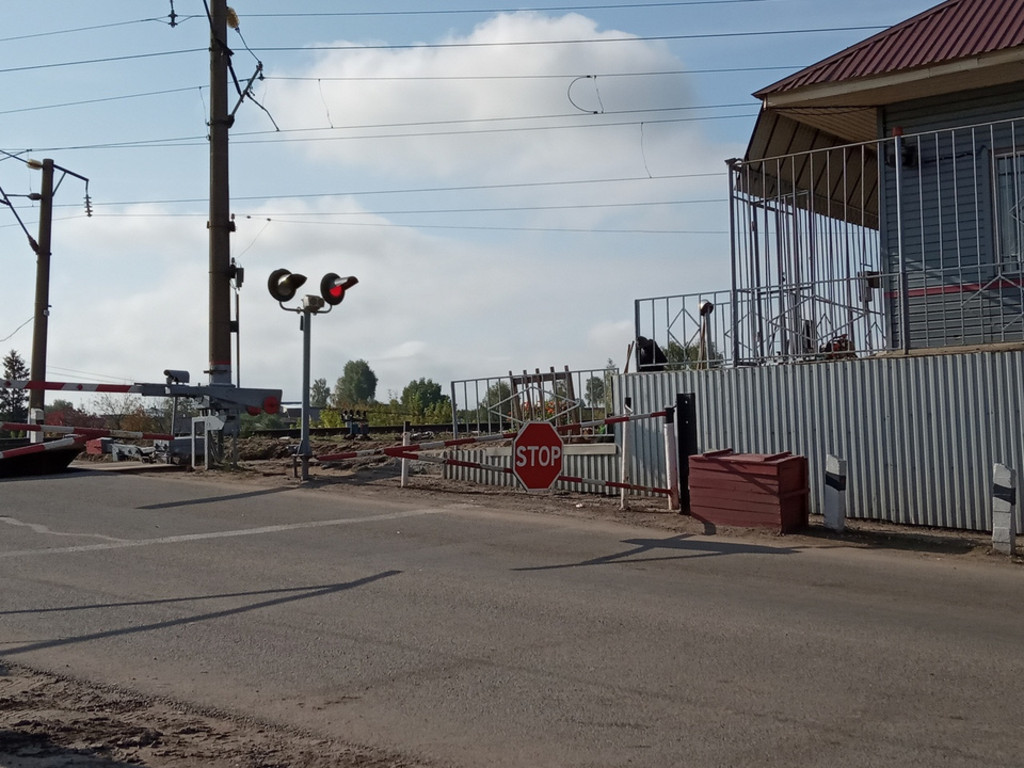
[{"x1": 617, "y1": 348, "x2": 1024, "y2": 532}]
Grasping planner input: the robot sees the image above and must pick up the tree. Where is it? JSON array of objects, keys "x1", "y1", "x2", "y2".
[
  {"x1": 0, "y1": 349, "x2": 29, "y2": 432},
  {"x1": 584, "y1": 376, "x2": 605, "y2": 408},
  {"x1": 401, "y1": 378, "x2": 442, "y2": 413},
  {"x1": 400, "y1": 378, "x2": 451, "y2": 424},
  {"x1": 478, "y1": 380, "x2": 514, "y2": 428},
  {"x1": 240, "y1": 411, "x2": 285, "y2": 436},
  {"x1": 310, "y1": 377, "x2": 331, "y2": 408},
  {"x1": 92, "y1": 393, "x2": 146, "y2": 431},
  {"x1": 332, "y1": 360, "x2": 378, "y2": 406},
  {"x1": 45, "y1": 399, "x2": 103, "y2": 429}
]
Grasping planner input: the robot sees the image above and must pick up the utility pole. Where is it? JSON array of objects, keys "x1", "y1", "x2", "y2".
[
  {"x1": 208, "y1": 0, "x2": 234, "y2": 387},
  {"x1": 28, "y1": 158, "x2": 54, "y2": 416}
]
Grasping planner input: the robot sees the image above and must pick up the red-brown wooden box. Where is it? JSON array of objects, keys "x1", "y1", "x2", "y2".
[{"x1": 688, "y1": 449, "x2": 809, "y2": 533}]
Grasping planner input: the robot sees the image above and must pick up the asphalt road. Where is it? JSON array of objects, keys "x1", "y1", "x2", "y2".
[{"x1": 1, "y1": 467, "x2": 1022, "y2": 768}]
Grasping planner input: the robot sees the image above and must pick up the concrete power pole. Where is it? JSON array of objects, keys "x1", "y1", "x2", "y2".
[{"x1": 208, "y1": 0, "x2": 234, "y2": 387}]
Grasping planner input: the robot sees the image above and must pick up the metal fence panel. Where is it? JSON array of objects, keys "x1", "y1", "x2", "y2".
[{"x1": 616, "y1": 350, "x2": 1024, "y2": 532}]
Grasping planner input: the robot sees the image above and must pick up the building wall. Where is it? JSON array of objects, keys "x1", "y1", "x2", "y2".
[
  {"x1": 880, "y1": 84, "x2": 1024, "y2": 348},
  {"x1": 616, "y1": 349, "x2": 1024, "y2": 532}
]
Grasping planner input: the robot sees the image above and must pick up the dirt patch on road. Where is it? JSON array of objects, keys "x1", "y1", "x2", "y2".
[{"x1": 0, "y1": 663, "x2": 430, "y2": 768}]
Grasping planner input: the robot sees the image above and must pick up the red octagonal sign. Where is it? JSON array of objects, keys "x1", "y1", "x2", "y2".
[{"x1": 513, "y1": 421, "x2": 564, "y2": 491}]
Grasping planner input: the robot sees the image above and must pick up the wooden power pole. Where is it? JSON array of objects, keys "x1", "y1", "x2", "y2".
[{"x1": 28, "y1": 158, "x2": 54, "y2": 414}]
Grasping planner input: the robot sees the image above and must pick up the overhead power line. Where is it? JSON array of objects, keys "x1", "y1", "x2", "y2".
[
  {"x1": 0, "y1": 2, "x2": 779, "y2": 43},
  {"x1": 0, "y1": 24, "x2": 882, "y2": 76},
  {"x1": 0, "y1": 66, "x2": 792, "y2": 119},
  {"x1": 0, "y1": 48, "x2": 203, "y2": 76},
  {"x1": 0, "y1": 86, "x2": 204, "y2": 116},
  {"x1": 0, "y1": 16, "x2": 198, "y2": 44},
  {"x1": 79, "y1": 172, "x2": 727, "y2": 209},
  {"x1": 7, "y1": 105, "x2": 756, "y2": 154},
  {"x1": 80, "y1": 211, "x2": 723, "y2": 237},
  {"x1": 255, "y1": 26, "x2": 885, "y2": 53},
  {"x1": 266, "y1": 64, "x2": 798, "y2": 83},
  {"x1": 244, "y1": 1, "x2": 779, "y2": 18}
]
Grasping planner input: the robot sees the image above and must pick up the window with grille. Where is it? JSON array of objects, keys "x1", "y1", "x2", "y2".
[{"x1": 995, "y1": 153, "x2": 1024, "y2": 268}]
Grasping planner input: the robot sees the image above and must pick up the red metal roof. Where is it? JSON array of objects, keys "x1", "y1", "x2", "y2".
[{"x1": 756, "y1": 0, "x2": 1024, "y2": 97}]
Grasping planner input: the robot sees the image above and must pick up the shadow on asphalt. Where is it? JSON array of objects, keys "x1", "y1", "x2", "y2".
[
  {"x1": 513, "y1": 532, "x2": 799, "y2": 572},
  {"x1": 799, "y1": 522, "x2": 991, "y2": 556},
  {"x1": 0, "y1": 572, "x2": 401, "y2": 657}
]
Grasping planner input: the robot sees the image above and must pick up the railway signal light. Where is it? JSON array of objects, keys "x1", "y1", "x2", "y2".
[
  {"x1": 320, "y1": 273, "x2": 358, "y2": 306},
  {"x1": 267, "y1": 268, "x2": 307, "y2": 303}
]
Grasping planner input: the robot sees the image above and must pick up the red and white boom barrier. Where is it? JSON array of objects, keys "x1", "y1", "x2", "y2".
[
  {"x1": 317, "y1": 410, "x2": 669, "y2": 465},
  {"x1": 1, "y1": 380, "x2": 139, "y2": 393},
  {"x1": 317, "y1": 431, "x2": 519, "y2": 464},
  {"x1": 1, "y1": 379, "x2": 283, "y2": 416},
  {"x1": 395, "y1": 448, "x2": 673, "y2": 496},
  {"x1": 2, "y1": 422, "x2": 172, "y2": 442},
  {"x1": 0, "y1": 435, "x2": 87, "y2": 461},
  {"x1": 317, "y1": 408, "x2": 675, "y2": 499}
]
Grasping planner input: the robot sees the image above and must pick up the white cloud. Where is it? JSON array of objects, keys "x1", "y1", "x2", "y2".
[{"x1": 264, "y1": 12, "x2": 700, "y2": 182}]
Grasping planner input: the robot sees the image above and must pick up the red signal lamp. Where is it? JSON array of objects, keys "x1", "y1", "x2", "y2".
[{"x1": 320, "y1": 273, "x2": 358, "y2": 306}]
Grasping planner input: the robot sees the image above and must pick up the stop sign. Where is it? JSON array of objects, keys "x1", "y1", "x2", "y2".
[{"x1": 512, "y1": 421, "x2": 564, "y2": 491}]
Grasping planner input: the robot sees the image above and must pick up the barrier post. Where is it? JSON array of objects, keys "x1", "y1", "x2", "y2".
[
  {"x1": 663, "y1": 405, "x2": 679, "y2": 511},
  {"x1": 675, "y1": 393, "x2": 696, "y2": 514},
  {"x1": 619, "y1": 397, "x2": 632, "y2": 510},
  {"x1": 401, "y1": 421, "x2": 411, "y2": 488},
  {"x1": 29, "y1": 408, "x2": 44, "y2": 445},
  {"x1": 992, "y1": 463, "x2": 1017, "y2": 556},
  {"x1": 824, "y1": 454, "x2": 847, "y2": 532}
]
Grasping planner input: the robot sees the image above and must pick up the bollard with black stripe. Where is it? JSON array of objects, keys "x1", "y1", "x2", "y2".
[
  {"x1": 824, "y1": 454, "x2": 847, "y2": 533},
  {"x1": 992, "y1": 463, "x2": 1017, "y2": 556}
]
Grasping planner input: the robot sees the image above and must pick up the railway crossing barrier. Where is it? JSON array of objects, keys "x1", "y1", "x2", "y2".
[
  {"x1": 0, "y1": 434, "x2": 87, "y2": 461},
  {"x1": 317, "y1": 405, "x2": 688, "y2": 505},
  {"x1": 1, "y1": 422, "x2": 173, "y2": 442},
  {"x1": 1, "y1": 376, "x2": 282, "y2": 468}
]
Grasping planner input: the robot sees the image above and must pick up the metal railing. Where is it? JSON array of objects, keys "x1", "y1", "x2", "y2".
[
  {"x1": 450, "y1": 366, "x2": 621, "y2": 436},
  {"x1": 638, "y1": 116, "x2": 1024, "y2": 366}
]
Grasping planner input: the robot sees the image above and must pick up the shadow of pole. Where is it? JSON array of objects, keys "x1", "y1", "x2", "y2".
[
  {"x1": 0, "y1": 571, "x2": 400, "y2": 657},
  {"x1": 513, "y1": 533, "x2": 801, "y2": 572},
  {"x1": 135, "y1": 485, "x2": 297, "y2": 510}
]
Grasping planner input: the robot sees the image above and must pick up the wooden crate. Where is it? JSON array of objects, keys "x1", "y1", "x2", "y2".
[{"x1": 689, "y1": 449, "x2": 809, "y2": 533}]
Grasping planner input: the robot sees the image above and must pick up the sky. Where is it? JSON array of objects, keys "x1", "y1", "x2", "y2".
[{"x1": 0, "y1": 0, "x2": 941, "y2": 408}]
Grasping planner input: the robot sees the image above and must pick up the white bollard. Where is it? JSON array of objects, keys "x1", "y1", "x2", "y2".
[
  {"x1": 619, "y1": 399, "x2": 633, "y2": 511},
  {"x1": 400, "y1": 425, "x2": 411, "y2": 488},
  {"x1": 992, "y1": 463, "x2": 1017, "y2": 556},
  {"x1": 824, "y1": 454, "x2": 847, "y2": 533},
  {"x1": 28, "y1": 408, "x2": 44, "y2": 445},
  {"x1": 663, "y1": 411, "x2": 679, "y2": 512}
]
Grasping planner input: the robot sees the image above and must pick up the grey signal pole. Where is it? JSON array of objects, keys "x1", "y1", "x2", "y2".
[
  {"x1": 208, "y1": 0, "x2": 234, "y2": 386},
  {"x1": 299, "y1": 304, "x2": 315, "y2": 480},
  {"x1": 28, "y1": 158, "x2": 54, "y2": 414}
]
